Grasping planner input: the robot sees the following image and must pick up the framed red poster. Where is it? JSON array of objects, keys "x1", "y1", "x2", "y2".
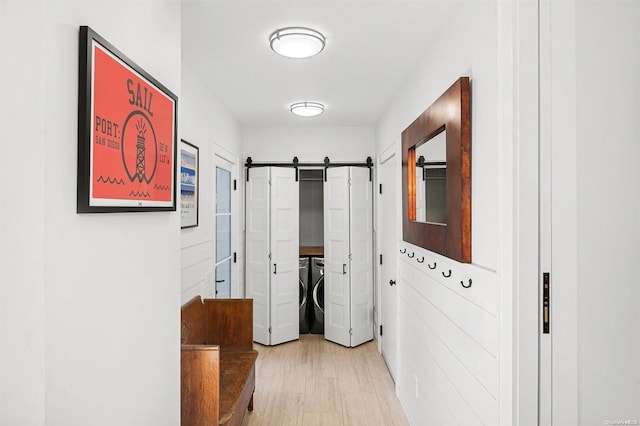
[{"x1": 77, "y1": 26, "x2": 177, "y2": 213}]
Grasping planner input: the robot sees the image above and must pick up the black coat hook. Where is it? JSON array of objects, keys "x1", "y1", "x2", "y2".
[
  {"x1": 442, "y1": 269, "x2": 452, "y2": 278},
  {"x1": 428, "y1": 262, "x2": 436, "y2": 270},
  {"x1": 400, "y1": 248, "x2": 406, "y2": 254},
  {"x1": 461, "y1": 279, "x2": 472, "y2": 288},
  {"x1": 417, "y1": 256, "x2": 424, "y2": 263},
  {"x1": 407, "y1": 252, "x2": 415, "y2": 258}
]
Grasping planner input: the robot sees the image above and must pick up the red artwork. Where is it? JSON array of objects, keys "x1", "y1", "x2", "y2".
[{"x1": 78, "y1": 26, "x2": 177, "y2": 212}]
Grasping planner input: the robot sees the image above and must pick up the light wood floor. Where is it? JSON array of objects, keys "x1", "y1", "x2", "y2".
[{"x1": 241, "y1": 334, "x2": 409, "y2": 426}]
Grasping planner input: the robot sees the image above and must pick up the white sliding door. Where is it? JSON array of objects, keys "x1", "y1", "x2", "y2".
[
  {"x1": 245, "y1": 167, "x2": 270, "y2": 345},
  {"x1": 324, "y1": 167, "x2": 351, "y2": 347},
  {"x1": 349, "y1": 167, "x2": 373, "y2": 347},
  {"x1": 245, "y1": 167, "x2": 299, "y2": 346},
  {"x1": 270, "y1": 168, "x2": 299, "y2": 345},
  {"x1": 324, "y1": 167, "x2": 373, "y2": 347}
]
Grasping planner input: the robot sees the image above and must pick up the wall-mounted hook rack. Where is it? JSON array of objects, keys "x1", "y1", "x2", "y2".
[
  {"x1": 407, "y1": 252, "x2": 415, "y2": 258},
  {"x1": 400, "y1": 248, "x2": 406, "y2": 254},
  {"x1": 417, "y1": 256, "x2": 424, "y2": 263},
  {"x1": 428, "y1": 262, "x2": 436, "y2": 270},
  {"x1": 461, "y1": 279, "x2": 472, "y2": 288},
  {"x1": 442, "y1": 269, "x2": 452, "y2": 278}
]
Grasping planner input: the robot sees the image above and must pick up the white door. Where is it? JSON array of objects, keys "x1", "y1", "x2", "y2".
[
  {"x1": 543, "y1": 6, "x2": 640, "y2": 421},
  {"x1": 349, "y1": 167, "x2": 373, "y2": 347},
  {"x1": 379, "y1": 148, "x2": 398, "y2": 378},
  {"x1": 269, "y1": 167, "x2": 299, "y2": 345},
  {"x1": 245, "y1": 167, "x2": 270, "y2": 345},
  {"x1": 324, "y1": 167, "x2": 351, "y2": 347}
]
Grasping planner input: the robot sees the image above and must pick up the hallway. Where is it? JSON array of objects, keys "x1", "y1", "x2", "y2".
[{"x1": 242, "y1": 335, "x2": 408, "y2": 426}]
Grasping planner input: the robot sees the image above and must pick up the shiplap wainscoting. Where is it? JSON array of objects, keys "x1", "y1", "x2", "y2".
[
  {"x1": 181, "y1": 241, "x2": 215, "y2": 304},
  {"x1": 396, "y1": 242, "x2": 498, "y2": 425}
]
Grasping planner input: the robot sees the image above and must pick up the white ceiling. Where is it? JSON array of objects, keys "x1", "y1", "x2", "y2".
[{"x1": 181, "y1": 1, "x2": 456, "y2": 127}]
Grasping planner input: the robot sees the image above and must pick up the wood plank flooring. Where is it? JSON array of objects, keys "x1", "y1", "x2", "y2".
[{"x1": 241, "y1": 334, "x2": 409, "y2": 426}]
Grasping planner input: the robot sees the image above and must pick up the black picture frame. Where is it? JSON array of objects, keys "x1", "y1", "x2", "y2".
[
  {"x1": 77, "y1": 26, "x2": 178, "y2": 213},
  {"x1": 180, "y1": 140, "x2": 199, "y2": 229}
]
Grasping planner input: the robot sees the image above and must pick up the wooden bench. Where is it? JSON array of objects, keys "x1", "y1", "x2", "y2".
[{"x1": 181, "y1": 297, "x2": 258, "y2": 426}]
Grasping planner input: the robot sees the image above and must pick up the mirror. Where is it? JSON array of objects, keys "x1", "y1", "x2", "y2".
[
  {"x1": 414, "y1": 129, "x2": 447, "y2": 224},
  {"x1": 402, "y1": 77, "x2": 471, "y2": 263}
]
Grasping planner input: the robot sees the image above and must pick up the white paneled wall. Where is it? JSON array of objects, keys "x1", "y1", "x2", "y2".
[
  {"x1": 181, "y1": 241, "x2": 214, "y2": 304},
  {"x1": 397, "y1": 242, "x2": 498, "y2": 425},
  {"x1": 180, "y1": 64, "x2": 241, "y2": 304}
]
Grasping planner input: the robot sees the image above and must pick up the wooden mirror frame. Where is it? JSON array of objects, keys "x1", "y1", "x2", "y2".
[{"x1": 402, "y1": 77, "x2": 471, "y2": 263}]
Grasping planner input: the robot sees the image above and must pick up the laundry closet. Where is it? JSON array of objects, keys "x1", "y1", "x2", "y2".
[{"x1": 245, "y1": 159, "x2": 374, "y2": 347}]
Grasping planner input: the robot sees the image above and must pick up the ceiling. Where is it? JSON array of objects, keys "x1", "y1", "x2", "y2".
[{"x1": 181, "y1": 1, "x2": 457, "y2": 127}]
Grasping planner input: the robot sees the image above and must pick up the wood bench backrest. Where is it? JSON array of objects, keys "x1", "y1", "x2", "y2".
[{"x1": 181, "y1": 297, "x2": 253, "y2": 350}]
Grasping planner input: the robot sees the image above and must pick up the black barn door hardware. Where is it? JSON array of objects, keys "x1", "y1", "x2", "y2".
[{"x1": 245, "y1": 156, "x2": 373, "y2": 182}]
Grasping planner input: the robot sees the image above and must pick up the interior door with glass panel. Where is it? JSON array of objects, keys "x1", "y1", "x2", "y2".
[{"x1": 215, "y1": 163, "x2": 233, "y2": 298}]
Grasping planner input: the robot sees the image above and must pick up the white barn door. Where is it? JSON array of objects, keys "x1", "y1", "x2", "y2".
[
  {"x1": 324, "y1": 167, "x2": 351, "y2": 347},
  {"x1": 324, "y1": 167, "x2": 373, "y2": 347},
  {"x1": 245, "y1": 167, "x2": 270, "y2": 345},
  {"x1": 349, "y1": 167, "x2": 373, "y2": 347},
  {"x1": 270, "y1": 168, "x2": 299, "y2": 345},
  {"x1": 245, "y1": 167, "x2": 299, "y2": 346}
]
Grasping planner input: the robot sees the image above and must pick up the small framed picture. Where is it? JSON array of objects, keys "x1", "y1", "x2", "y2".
[
  {"x1": 77, "y1": 26, "x2": 178, "y2": 213},
  {"x1": 180, "y1": 140, "x2": 199, "y2": 228}
]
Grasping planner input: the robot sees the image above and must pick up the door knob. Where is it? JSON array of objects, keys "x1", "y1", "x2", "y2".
[{"x1": 389, "y1": 279, "x2": 396, "y2": 286}]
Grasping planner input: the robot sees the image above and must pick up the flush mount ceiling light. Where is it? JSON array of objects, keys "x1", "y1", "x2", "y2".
[
  {"x1": 290, "y1": 102, "x2": 324, "y2": 117},
  {"x1": 269, "y1": 27, "x2": 326, "y2": 59}
]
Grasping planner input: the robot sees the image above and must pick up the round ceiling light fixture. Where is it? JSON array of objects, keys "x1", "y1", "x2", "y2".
[
  {"x1": 290, "y1": 102, "x2": 325, "y2": 117},
  {"x1": 270, "y1": 27, "x2": 326, "y2": 59}
]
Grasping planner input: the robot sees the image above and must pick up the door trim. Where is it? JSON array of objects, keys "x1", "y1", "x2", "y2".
[
  {"x1": 376, "y1": 142, "x2": 399, "y2": 379},
  {"x1": 496, "y1": 1, "x2": 540, "y2": 424}
]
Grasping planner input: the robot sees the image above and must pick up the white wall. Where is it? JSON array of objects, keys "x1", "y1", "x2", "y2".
[
  {"x1": 377, "y1": 6, "x2": 497, "y2": 271},
  {"x1": 1, "y1": 1, "x2": 181, "y2": 425},
  {"x1": 0, "y1": 1, "x2": 46, "y2": 424},
  {"x1": 242, "y1": 126, "x2": 375, "y2": 164},
  {"x1": 549, "y1": 1, "x2": 640, "y2": 424},
  {"x1": 180, "y1": 63, "x2": 242, "y2": 304},
  {"x1": 375, "y1": 1, "x2": 501, "y2": 424}
]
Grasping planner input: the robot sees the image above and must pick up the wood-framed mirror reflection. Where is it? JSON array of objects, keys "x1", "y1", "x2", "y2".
[
  {"x1": 402, "y1": 77, "x2": 471, "y2": 263},
  {"x1": 415, "y1": 129, "x2": 447, "y2": 224}
]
